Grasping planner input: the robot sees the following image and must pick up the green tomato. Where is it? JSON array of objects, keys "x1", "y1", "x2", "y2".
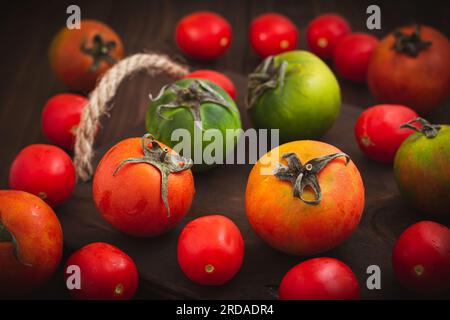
[
  {"x1": 146, "y1": 78, "x2": 242, "y2": 171},
  {"x1": 247, "y1": 50, "x2": 341, "y2": 142}
]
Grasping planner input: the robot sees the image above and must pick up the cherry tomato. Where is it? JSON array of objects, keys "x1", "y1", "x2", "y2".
[
  {"x1": 354, "y1": 104, "x2": 419, "y2": 163},
  {"x1": 250, "y1": 13, "x2": 298, "y2": 58},
  {"x1": 184, "y1": 69, "x2": 237, "y2": 100},
  {"x1": 64, "y1": 242, "x2": 139, "y2": 300},
  {"x1": 392, "y1": 221, "x2": 450, "y2": 295},
  {"x1": 9, "y1": 144, "x2": 76, "y2": 207},
  {"x1": 279, "y1": 258, "x2": 360, "y2": 300},
  {"x1": 306, "y1": 14, "x2": 351, "y2": 59},
  {"x1": 177, "y1": 215, "x2": 244, "y2": 285},
  {"x1": 333, "y1": 33, "x2": 379, "y2": 82},
  {"x1": 176, "y1": 11, "x2": 232, "y2": 60},
  {"x1": 41, "y1": 93, "x2": 88, "y2": 150}
]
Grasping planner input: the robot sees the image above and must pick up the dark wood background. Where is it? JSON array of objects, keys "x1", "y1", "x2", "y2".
[{"x1": 0, "y1": 0, "x2": 449, "y2": 300}]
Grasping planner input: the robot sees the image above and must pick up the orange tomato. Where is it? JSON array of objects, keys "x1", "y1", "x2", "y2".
[{"x1": 246, "y1": 140, "x2": 365, "y2": 255}]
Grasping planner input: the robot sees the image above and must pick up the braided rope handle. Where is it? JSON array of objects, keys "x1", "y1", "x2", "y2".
[{"x1": 74, "y1": 53, "x2": 189, "y2": 181}]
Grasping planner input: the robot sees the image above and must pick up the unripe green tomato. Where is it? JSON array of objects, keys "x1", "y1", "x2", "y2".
[{"x1": 247, "y1": 50, "x2": 341, "y2": 142}]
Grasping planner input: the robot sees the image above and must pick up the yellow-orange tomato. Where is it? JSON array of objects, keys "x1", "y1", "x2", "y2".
[
  {"x1": 0, "y1": 190, "x2": 63, "y2": 297},
  {"x1": 246, "y1": 141, "x2": 365, "y2": 255},
  {"x1": 49, "y1": 20, "x2": 124, "y2": 92}
]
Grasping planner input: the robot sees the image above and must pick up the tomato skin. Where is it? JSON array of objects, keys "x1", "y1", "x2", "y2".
[
  {"x1": 333, "y1": 33, "x2": 379, "y2": 82},
  {"x1": 306, "y1": 14, "x2": 351, "y2": 59},
  {"x1": 279, "y1": 258, "x2": 360, "y2": 300},
  {"x1": 49, "y1": 20, "x2": 124, "y2": 93},
  {"x1": 41, "y1": 93, "x2": 88, "y2": 150},
  {"x1": 9, "y1": 144, "x2": 76, "y2": 207},
  {"x1": 0, "y1": 190, "x2": 63, "y2": 297},
  {"x1": 392, "y1": 221, "x2": 450, "y2": 295},
  {"x1": 250, "y1": 13, "x2": 298, "y2": 58},
  {"x1": 354, "y1": 104, "x2": 419, "y2": 163},
  {"x1": 176, "y1": 12, "x2": 232, "y2": 60},
  {"x1": 184, "y1": 70, "x2": 237, "y2": 100},
  {"x1": 64, "y1": 242, "x2": 138, "y2": 300},
  {"x1": 177, "y1": 215, "x2": 244, "y2": 285},
  {"x1": 93, "y1": 138, "x2": 195, "y2": 237}
]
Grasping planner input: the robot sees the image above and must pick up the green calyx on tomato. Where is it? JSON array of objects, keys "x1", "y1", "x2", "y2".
[
  {"x1": 112, "y1": 134, "x2": 193, "y2": 217},
  {"x1": 81, "y1": 34, "x2": 118, "y2": 72},
  {"x1": 0, "y1": 220, "x2": 31, "y2": 267},
  {"x1": 400, "y1": 117, "x2": 441, "y2": 139},
  {"x1": 392, "y1": 25, "x2": 432, "y2": 57},
  {"x1": 274, "y1": 152, "x2": 350, "y2": 205}
]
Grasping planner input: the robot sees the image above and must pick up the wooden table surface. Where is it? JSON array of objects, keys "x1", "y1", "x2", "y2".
[{"x1": 0, "y1": 0, "x2": 449, "y2": 299}]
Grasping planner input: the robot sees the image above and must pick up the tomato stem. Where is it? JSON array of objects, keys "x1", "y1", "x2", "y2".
[
  {"x1": 81, "y1": 34, "x2": 118, "y2": 72},
  {"x1": 391, "y1": 25, "x2": 432, "y2": 57},
  {"x1": 400, "y1": 117, "x2": 441, "y2": 139},
  {"x1": 112, "y1": 134, "x2": 193, "y2": 217},
  {"x1": 274, "y1": 152, "x2": 350, "y2": 205},
  {"x1": 0, "y1": 220, "x2": 32, "y2": 267}
]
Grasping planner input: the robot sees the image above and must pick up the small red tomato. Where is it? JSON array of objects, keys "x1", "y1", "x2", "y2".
[
  {"x1": 41, "y1": 93, "x2": 88, "y2": 150},
  {"x1": 9, "y1": 144, "x2": 76, "y2": 207},
  {"x1": 176, "y1": 11, "x2": 232, "y2": 60},
  {"x1": 306, "y1": 14, "x2": 351, "y2": 59},
  {"x1": 184, "y1": 69, "x2": 237, "y2": 100},
  {"x1": 392, "y1": 221, "x2": 450, "y2": 295},
  {"x1": 177, "y1": 215, "x2": 244, "y2": 285},
  {"x1": 64, "y1": 242, "x2": 139, "y2": 300},
  {"x1": 279, "y1": 258, "x2": 360, "y2": 300},
  {"x1": 333, "y1": 33, "x2": 379, "y2": 82},
  {"x1": 250, "y1": 13, "x2": 299, "y2": 58},
  {"x1": 354, "y1": 104, "x2": 419, "y2": 163}
]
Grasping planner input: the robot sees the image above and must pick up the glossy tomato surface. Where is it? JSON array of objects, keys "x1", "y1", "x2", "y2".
[
  {"x1": 279, "y1": 257, "x2": 360, "y2": 300},
  {"x1": 184, "y1": 69, "x2": 237, "y2": 100},
  {"x1": 0, "y1": 190, "x2": 63, "y2": 297},
  {"x1": 176, "y1": 12, "x2": 232, "y2": 60},
  {"x1": 392, "y1": 221, "x2": 450, "y2": 295},
  {"x1": 354, "y1": 104, "x2": 419, "y2": 163},
  {"x1": 307, "y1": 13, "x2": 351, "y2": 59},
  {"x1": 9, "y1": 144, "x2": 76, "y2": 207},
  {"x1": 249, "y1": 13, "x2": 298, "y2": 58},
  {"x1": 41, "y1": 93, "x2": 88, "y2": 150},
  {"x1": 65, "y1": 242, "x2": 139, "y2": 300},
  {"x1": 334, "y1": 33, "x2": 379, "y2": 82},
  {"x1": 177, "y1": 215, "x2": 244, "y2": 285}
]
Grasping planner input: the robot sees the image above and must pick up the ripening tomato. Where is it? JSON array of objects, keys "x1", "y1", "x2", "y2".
[
  {"x1": 306, "y1": 14, "x2": 351, "y2": 59},
  {"x1": 41, "y1": 93, "x2": 88, "y2": 150},
  {"x1": 49, "y1": 20, "x2": 124, "y2": 92},
  {"x1": 9, "y1": 144, "x2": 76, "y2": 207},
  {"x1": 354, "y1": 104, "x2": 419, "y2": 163},
  {"x1": 0, "y1": 190, "x2": 63, "y2": 297},
  {"x1": 184, "y1": 69, "x2": 237, "y2": 100},
  {"x1": 333, "y1": 33, "x2": 379, "y2": 82},
  {"x1": 392, "y1": 221, "x2": 450, "y2": 295},
  {"x1": 176, "y1": 12, "x2": 232, "y2": 60},
  {"x1": 65, "y1": 242, "x2": 139, "y2": 300},
  {"x1": 93, "y1": 134, "x2": 195, "y2": 237},
  {"x1": 177, "y1": 215, "x2": 244, "y2": 285},
  {"x1": 249, "y1": 13, "x2": 298, "y2": 58},
  {"x1": 246, "y1": 140, "x2": 365, "y2": 255},
  {"x1": 279, "y1": 258, "x2": 360, "y2": 300}
]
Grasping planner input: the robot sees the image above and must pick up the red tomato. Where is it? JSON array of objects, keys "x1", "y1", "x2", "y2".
[
  {"x1": 184, "y1": 69, "x2": 237, "y2": 100},
  {"x1": 306, "y1": 14, "x2": 351, "y2": 59},
  {"x1": 177, "y1": 215, "x2": 244, "y2": 285},
  {"x1": 41, "y1": 93, "x2": 88, "y2": 150},
  {"x1": 64, "y1": 242, "x2": 139, "y2": 300},
  {"x1": 176, "y1": 12, "x2": 232, "y2": 60},
  {"x1": 333, "y1": 33, "x2": 379, "y2": 82},
  {"x1": 0, "y1": 190, "x2": 63, "y2": 297},
  {"x1": 354, "y1": 104, "x2": 419, "y2": 163},
  {"x1": 392, "y1": 221, "x2": 450, "y2": 295},
  {"x1": 9, "y1": 144, "x2": 76, "y2": 207},
  {"x1": 279, "y1": 257, "x2": 360, "y2": 300},
  {"x1": 250, "y1": 13, "x2": 298, "y2": 58}
]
